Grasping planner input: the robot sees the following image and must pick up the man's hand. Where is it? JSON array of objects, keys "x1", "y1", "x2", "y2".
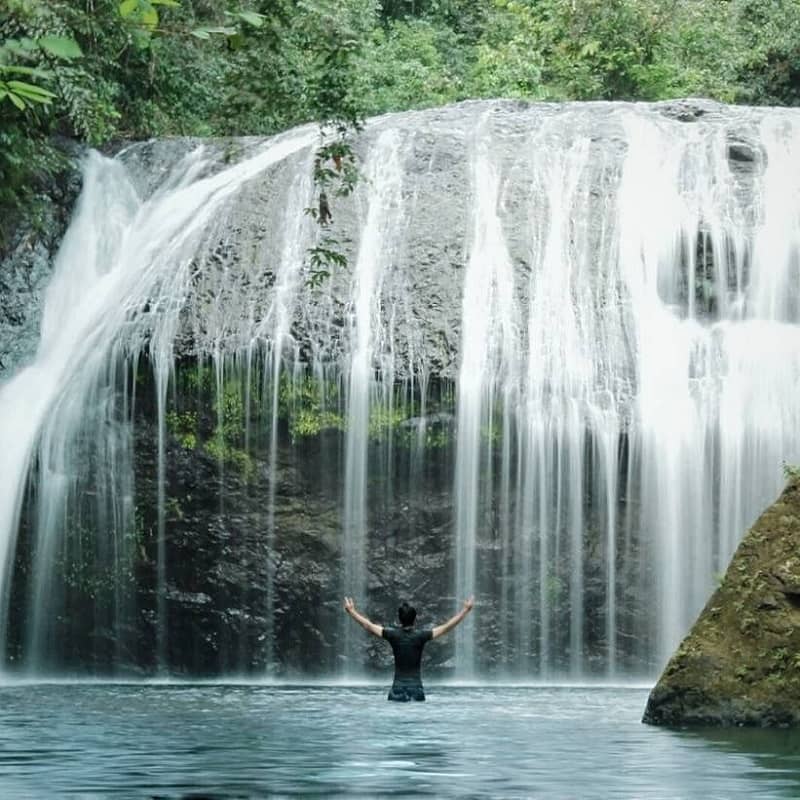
[
  {"x1": 432, "y1": 597, "x2": 475, "y2": 639},
  {"x1": 343, "y1": 597, "x2": 382, "y2": 637}
]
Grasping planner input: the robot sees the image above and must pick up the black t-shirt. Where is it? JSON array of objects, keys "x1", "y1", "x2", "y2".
[{"x1": 382, "y1": 626, "x2": 433, "y2": 685}]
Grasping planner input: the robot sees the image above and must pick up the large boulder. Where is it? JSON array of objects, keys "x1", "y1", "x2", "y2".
[{"x1": 643, "y1": 478, "x2": 800, "y2": 727}]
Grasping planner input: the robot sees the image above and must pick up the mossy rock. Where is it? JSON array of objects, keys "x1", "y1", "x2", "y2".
[{"x1": 643, "y1": 479, "x2": 800, "y2": 727}]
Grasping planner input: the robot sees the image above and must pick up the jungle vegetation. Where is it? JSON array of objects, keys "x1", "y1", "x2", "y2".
[{"x1": 1, "y1": 0, "x2": 799, "y2": 243}]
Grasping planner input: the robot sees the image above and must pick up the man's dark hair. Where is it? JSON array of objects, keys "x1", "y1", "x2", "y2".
[{"x1": 398, "y1": 601, "x2": 416, "y2": 626}]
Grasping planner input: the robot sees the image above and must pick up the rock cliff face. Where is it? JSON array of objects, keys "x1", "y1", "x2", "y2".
[
  {"x1": 643, "y1": 478, "x2": 800, "y2": 727},
  {"x1": 3, "y1": 357, "x2": 623, "y2": 677},
  {"x1": 0, "y1": 99, "x2": 766, "y2": 382},
  {"x1": 129, "y1": 400, "x2": 461, "y2": 677},
  {"x1": 0, "y1": 162, "x2": 82, "y2": 378}
]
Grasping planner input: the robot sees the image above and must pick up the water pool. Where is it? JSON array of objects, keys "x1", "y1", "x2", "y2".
[{"x1": 0, "y1": 684, "x2": 797, "y2": 798}]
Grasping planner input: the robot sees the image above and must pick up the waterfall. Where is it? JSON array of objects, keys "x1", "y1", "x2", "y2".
[
  {"x1": 341, "y1": 129, "x2": 407, "y2": 671},
  {"x1": 454, "y1": 115, "x2": 518, "y2": 675},
  {"x1": 0, "y1": 129, "x2": 318, "y2": 671},
  {"x1": 0, "y1": 100, "x2": 799, "y2": 678}
]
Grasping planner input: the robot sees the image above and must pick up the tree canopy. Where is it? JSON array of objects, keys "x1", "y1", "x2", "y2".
[{"x1": 2, "y1": 0, "x2": 800, "y2": 242}]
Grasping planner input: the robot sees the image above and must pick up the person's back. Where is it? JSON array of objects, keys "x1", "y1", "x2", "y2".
[
  {"x1": 382, "y1": 623, "x2": 432, "y2": 701},
  {"x1": 343, "y1": 596, "x2": 474, "y2": 702}
]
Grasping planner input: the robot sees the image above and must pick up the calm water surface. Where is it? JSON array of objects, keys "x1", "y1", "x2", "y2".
[{"x1": 0, "y1": 684, "x2": 798, "y2": 798}]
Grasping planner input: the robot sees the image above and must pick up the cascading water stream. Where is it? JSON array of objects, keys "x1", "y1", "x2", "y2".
[
  {"x1": 453, "y1": 115, "x2": 518, "y2": 676},
  {"x1": 0, "y1": 129, "x2": 317, "y2": 671},
  {"x1": 522, "y1": 124, "x2": 596, "y2": 679},
  {"x1": 252, "y1": 164, "x2": 316, "y2": 671},
  {"x1": 0, "y1": 100, "x2": 799, "y2": 679},
  {"x1": 341, "y1": 129, "x2": 406, "y2": 671}
]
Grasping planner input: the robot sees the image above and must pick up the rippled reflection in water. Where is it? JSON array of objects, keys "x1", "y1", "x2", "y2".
[{"x1": 0, "y1": 685, "x2": 798, "y2": 798}]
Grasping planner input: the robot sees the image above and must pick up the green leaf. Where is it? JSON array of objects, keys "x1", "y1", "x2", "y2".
[
  {"x1": 307, "y1": 269, "x2": 330, "y2": 288},
  {"x1": 236, "y1": 11, "x2": 266, "y2": 28},
  {"x1": 7, "y1": 79, "x2": 52, "y2": 94},
  {"x1": 192, "y1": 25, "x2": 236, "y2": 37},
  {"x1": 0, "y1": 65, "x2": 54, "y2": 80},
  {"x1": 7, "y1": 80, "x2": 57, "y2": 101},
  {"x1": 141, "y1": 6, "x2": 159, "y2": 28},
  {"x1": 7, "y1": 92, "x2": 26, "y2": 110},
  {"x1": 37, "y1": 36, "x2": 83, "y2": 60},
  {"x1": 580, "y1": 40, "x2": 600, "y2": 57},
  {"x1": 150, "y1": 0, "x2": 181, "y2": 5},
  {"x1": 119, "y1": 0, "x2": 139, "y2": 17},
  {"x1": 8, "y1": 92, "x2": 53, "y2": 105},
  {"x1": 3, "y1": 38, "x2": 39, "y2": 56}
]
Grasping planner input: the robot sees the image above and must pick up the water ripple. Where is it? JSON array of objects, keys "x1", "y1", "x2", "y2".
[{"x1": 0, "y1": 685, "x2": 796, "y2": 798}]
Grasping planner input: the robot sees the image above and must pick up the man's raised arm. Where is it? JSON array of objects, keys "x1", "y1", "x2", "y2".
[
  {"x1": 343, "y1": 596, "x2": 383, "y2": 637},
  {"x1": 432, "y1": 597, "x2": 474, "y2": 639}
]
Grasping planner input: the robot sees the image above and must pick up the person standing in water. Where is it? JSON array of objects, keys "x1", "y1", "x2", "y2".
[{"x1": 343, "y1": 596, "x2": 475, "y2": 701}]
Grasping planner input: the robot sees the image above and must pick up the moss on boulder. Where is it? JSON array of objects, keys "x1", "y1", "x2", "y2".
[{"x1": 643, "y1": 479, "x2": 800, "y2": 727}]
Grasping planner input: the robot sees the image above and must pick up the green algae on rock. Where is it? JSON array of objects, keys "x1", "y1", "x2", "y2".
[{"x1": 643, "y1": 479, "x2": 800, "y2": 727}]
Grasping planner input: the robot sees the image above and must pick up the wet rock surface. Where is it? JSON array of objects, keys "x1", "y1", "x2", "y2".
[
  {"x1": 0, "y1": 99, "x2": 772, "y2": 383},
  {"x1": 1, "y1": 98, "x2": 781, "y2": 386},
  {"x1": 115, "y1": 98, "x2": 772, "y2": 380},
  {"x1": 129, "y1": 414, "x2": 462, "y2": 677},
  {"x1": 116, "y1": 409, "x2": 643, "y2": 677},
  {"x1": 0, "y1": 158, "x2": 82, "y2": 378},
  {"x1": 643, "y1": 479, "x2": 800, "y2": 727}
]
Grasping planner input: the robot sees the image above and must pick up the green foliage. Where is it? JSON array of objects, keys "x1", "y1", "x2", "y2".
[
  {"x1": 4, "y1": 0, "x2": 800, "y2": 251},
  {"x1": 277, "y1": 375, "x2": 433, "y2": 444},
  {"x1": 205, "y1": 435, "x2": 255, "y2": 479},
  {"x1": 215, "y1": 380, "x2": 245, "y2": 444},
  {"x1": 278, "y1": 375, "x2": 344, "y2": 440},
  {"x1": 289, "y1": 407, "x2": 345, "y2": 438},
  {"x1": 469, "y1": 8, "x2": 543, "y2": 99},
  {"x1": 378, "y1": 0, "x2": 490, "y2": 41},
  {"x1": 488, "y1": 0, "x2": 674, "y2": 101},
  {"x1": 481, "y1": 421, "x2": 501, "y2": 444},
  {"x1": 201, "y1": 378, "x2": 256, "y2": 478},
  {"x1": 783, "y1": 462, "x2": 800, "y2": 480},
  {"x1": 365, "y1": 0, "x2": 800, "y2": 107},
  {"x1": 732, "y1": 0, "x2": 800, "y2": 105},
  {"x1": 421, "y1": 424, "x2": 450, "y2": 448},
  {"x1": 354, "y1": 20, "x2": 464, "y2": 114},
  {"x1": 278, "y1": 374, "x2": 339, "y2": 414},
  {"x1": 165, "y1": 409, "x2": 198, "y2": 449},
  {"x1": 1, "y1": 78, "x2": 55, "y2": 110},
  {"x1": 368, "y1": 404, "x2": 407, "y2": 439},
  {"x1": 0, "y1": 33, "x2": 82, "y2": 112},
  {"x1": 36, "y1": 36, "x2": 83, "y2": 60},
  {"x1": 313, "y1": 140, "x2": 360, "y2": 199},
  {"x1": 294, "y1": 1, "x2": 373, "y2": 282},
  {"x1": 183, "y1": 364, "x2": 214, "y2": 392},
  {"x1": 305, "y1": 239, "x2": 349, "y2": 288},
  {"x1": 297, "y1": 0, "x2": 376, "y2": 130},
  {"x1": 0, "y1": 0, "x2": 368, "y2": 244},
  {"x1": 168, "y1": 365, "x2": 259, "y2": 476}
]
